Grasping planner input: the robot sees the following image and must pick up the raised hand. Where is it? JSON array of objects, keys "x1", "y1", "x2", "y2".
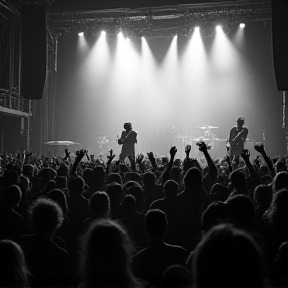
[
  {"x1": 136, "y1": 153, "x2": 144, "y2": 164},
  {"x1": 63, "y1": 148, "x2": 71, "y2": 161},
  {"x1": 185, "y1": 144, "x2": 191, "y2": 156},
  {"x1": 107, "y1": 149, "x2": 116, "y2": 162},
  {"x1": 170, "y1": 146, "x2": 177, "y2": 158},
  {"x1": 241, "y1": 149, "x2": 250, "y2": 161},
  {"x1": 197, "y1": 141, "x2": 208, "y2": 153},
  {"x1": 254, "y1": 143, "x2": 265, "y2": 154},
  {"x1": 147, "y1": 152, "x2": 155, "y2": 162}
]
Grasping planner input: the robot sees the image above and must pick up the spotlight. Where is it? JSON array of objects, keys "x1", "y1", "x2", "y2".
[
  {"x1": 194, "y1": 26, "x2": 200, "y2": 32},
  {"x1": 126, "y1": 37, "x2": 131, "y2": 42},
  {"x1": 239, "y1": 23, "x2": 246, "y2": 29},
  {"x1": 216, "y1": 25, "x2": 222, "y2": 31},
  {"x1": 78, "y1": 32, "x2": 84, "y2": 37},
  {"x1": 101, "y1": 31, "x2": 106, "y2": 36},
  {"x1": 117, "y1": 31, "x2": 123, "y2": 37}
]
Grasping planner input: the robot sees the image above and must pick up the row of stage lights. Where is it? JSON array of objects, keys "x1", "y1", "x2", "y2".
[{"x1": 77, "y1": 23, "x2": 246, "y2": 37}]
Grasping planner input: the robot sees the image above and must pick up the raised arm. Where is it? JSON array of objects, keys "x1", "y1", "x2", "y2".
[
  {"x1": 161, "y1": 146, "x2": 177, "y2": 185},
  {"x1": 198, "y1": 141, "x2": 217, "y2": 181}
]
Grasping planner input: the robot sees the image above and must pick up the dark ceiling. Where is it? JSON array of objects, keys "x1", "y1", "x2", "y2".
[{"x1": 50, "y1": 0, "x2": 238, "y2": 11}]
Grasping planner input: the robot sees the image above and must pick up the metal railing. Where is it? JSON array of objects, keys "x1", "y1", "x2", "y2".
[{"x1": 0, "y1": 88, "x2": 30, "y2": 114}]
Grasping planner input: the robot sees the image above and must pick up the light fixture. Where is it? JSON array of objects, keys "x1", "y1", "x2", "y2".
[
  {"x1": 239, "y1": 23, "x2": 246, "y2": 29},
  {"x1": 216, "y1": 25, "x2": 222, "y2": 31},
  {"x1": 101, "y1": 30, "x2": 106, "y2": 36},
  {"x1": 78, "y1": 32, "x2": 84, "y2": 37}
]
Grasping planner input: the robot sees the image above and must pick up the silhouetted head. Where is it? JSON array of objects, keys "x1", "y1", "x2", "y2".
[
  {"x1": 162, "y1": 265, "x2": 192, "y2": 288},
  {"x1": 106, "y1": 182, "x2": 123, "y2": 204},
  {"x1": 142, "y1": 172, "x2": 156, "y2": 187},
  {"x1": 0, "y1": 240, "x2": 30, "y2": 287},
  {"x1": 201, "y1": 201, "x2": 230, "y2": 232},
  {"x1": 106, "y1": 173, "x2": 123, "y2": 186},
  {"x1": 80, "y1": 219, "x2": 134, "y2": 287},
  {"x1": 184, "y1": 168, "x2": 202, "y2": 189},
  {"x1": 272, "y1": 172, "x2": 288, "y2": 194},
  {"x1": 38, "y1": 167, "x2": 56, "y2": 185},
  {"x1": 124, "y1": 122, "x2": 132, "y2": 131},
  {"x1": 47, "y1": 188, "x2": 69, "y2": 218},
  {"x1": 163, "y1": 180, "x2": 179, "y2": 198},
  {"x1": 3, "y1": 185, "x2": 22, "y2": 208},
  {"x1": 229, "y1": 169, "x2": 247, "y2": 191},
  {"x1": 225, "y1": 195, "x2": 255, "y2": 229},
  {"x1": 121, "y1": 194, "x2": 136, "y2": 212},
  {"x1": 253, "y1": 185, "x2": 272, "y2": 209},
  {"x1": 89, "y1": 191, "x2": 110, "y2": 219},
  {"x1": 193, "y1": 224, "x2": 264, "y2": 288},
  {"x1": 68, "y1": 176, "x2": 85, "y2": 195},
  {"x1": 29, "y1": 198, "x2": 63, "y2": 236},
  {"x1": 170, "y1": 166, "x2": 181, "y2": 184},
  {"x1": 145, "y1": 209, "x2": 168, "y2": 239},
  {"x1": 236, "y1": 116, "x2": 245, "y2": 128}
]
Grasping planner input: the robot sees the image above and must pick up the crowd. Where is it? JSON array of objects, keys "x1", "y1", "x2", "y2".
[{"x1": 0, "y1": 140, "x2": 288, "y2": 288}]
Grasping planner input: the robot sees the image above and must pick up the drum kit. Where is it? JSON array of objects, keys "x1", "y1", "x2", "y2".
[{"x1": 155, "y1": 123, "x2": 227, "y2": 158}]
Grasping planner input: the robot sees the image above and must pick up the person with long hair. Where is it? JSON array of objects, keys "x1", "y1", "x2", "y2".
[{"x1": 79, "y1": 219, "x2": 138, "y2": 288}]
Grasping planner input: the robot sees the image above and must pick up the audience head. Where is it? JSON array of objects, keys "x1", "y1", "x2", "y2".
[
  {"x1": 57, "y1": 163, "x2": 69, "y2": 178},
  {"x1": 22, "y1": 164, "x2": 34, "y2": 178},
  {"x1": 253, "y1": 185, "x2": 272, "y2": 210},
  {"x1": 201, "y1": 201, "x2": 230, "y2": 233},
  {"x1": 193, "y1": 224, "x2": 264, "y2": 288},
  {"x1": 126, "y1": 185, "x2": 144, "y2": 212},
  {"x1": 68, "y1": 176, "x2": 85, "y2": 195},
  {"x1": 55, "y1": 176, "x2": 68, "y2": 191},
  {"x1": 145, "y1": 209, "x2": 168, "y2": 239},
  {"x1": 82, "y1": 168, "x2": 93, "y2": 186},
  {"x1": 106, "y1": 182, "x2": 123, "y2": 204},
  {"x1": 265, "y1": 189, "x2": 288, "y2": 229},
  {"x1": 121, "y1": 195, "x2": 136, "y2": 212},
  {"x1": 80, "y1": 219, "x2": 134, "y2": 287},
  {"x1": 229, "y1": 169, "x2": 247, "y2": 191},
  {"x1": 184, "y1": 168, "x2": 202, "y2": 189},
  {"x1": 162, "y1": 265, "x2": 192, "y2": 288},
  {"x1": 142, "y1": 172, "x2": 156, "y2": 187},
  {"x1": 29, "y1": 198, "x2": 63, "y2": 236},
  {"x1": 106, "y1": 173, "x2": 123, "y2": 186},
  {"x1": 225, "y1": 195, "x2": 255, "y2": 229},
  {"x1": 272, "y1": 172, "x2": 288, "y2": 194},
  {"x1": 210, "y1": 183, "x2": 230, "y2": 202},
  {"x1": 3, "y1": 185, "x2": 22, "y2": 208},
  {"x1": 170, "y1": 166, "x2": 181, "y2": 184},
  {"x1": 0, "y1": 240, "x2": 30, "y2": 287},
  {"x1": 125, "y1": 172, "x2": 142, "y2": 185},
  {"x1": 163, "y1": 180, "x2": 179, "y2": 198},
  {"x1": 38, "y1": 167, "x2": 56, "y2": 185},
  {"x1": 4, "y1": 170, "x2": 19, "y2": 187},
  {"x1": 89, "y1": 191, "x2": 110, "y2": 219},
  {"x1": 47, "y1": 188, "x2": 69, "y2": 218}
]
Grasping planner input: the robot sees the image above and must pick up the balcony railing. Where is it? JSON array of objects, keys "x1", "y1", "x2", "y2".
[{"x1": 0, "y1": 88, "x2": 30, "y2": 114}]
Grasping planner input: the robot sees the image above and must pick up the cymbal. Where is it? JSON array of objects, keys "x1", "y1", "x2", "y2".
[
  {"x1": 44, "y1": 141, "x2": 79, "y2": 146},
  {"x1": 196, "y1": 125, "x2": 219, "y2": 129}
]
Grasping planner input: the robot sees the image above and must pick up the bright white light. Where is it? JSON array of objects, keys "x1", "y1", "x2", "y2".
[
  {"x1": 101, "y1": 31, "x2": 106, "y2": 36},
  {"x1": 194, "y1": 26, "x2": 200, "y2": 32},
  {"x1": 126, "y1": 38, "x2": 131, "y2": 42},
  {"x1": 78, "y1": 32, "x2": 84, "y2": 37},
  {"x1": 239, "y1": 23, "x2": 246, "y2": 29},
  {"x1": 216, "y1": 25, "x2": 222, "y2": 31},
  {"x1": 117, "y1": 31, "x2": 123, "y2": 38}
]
